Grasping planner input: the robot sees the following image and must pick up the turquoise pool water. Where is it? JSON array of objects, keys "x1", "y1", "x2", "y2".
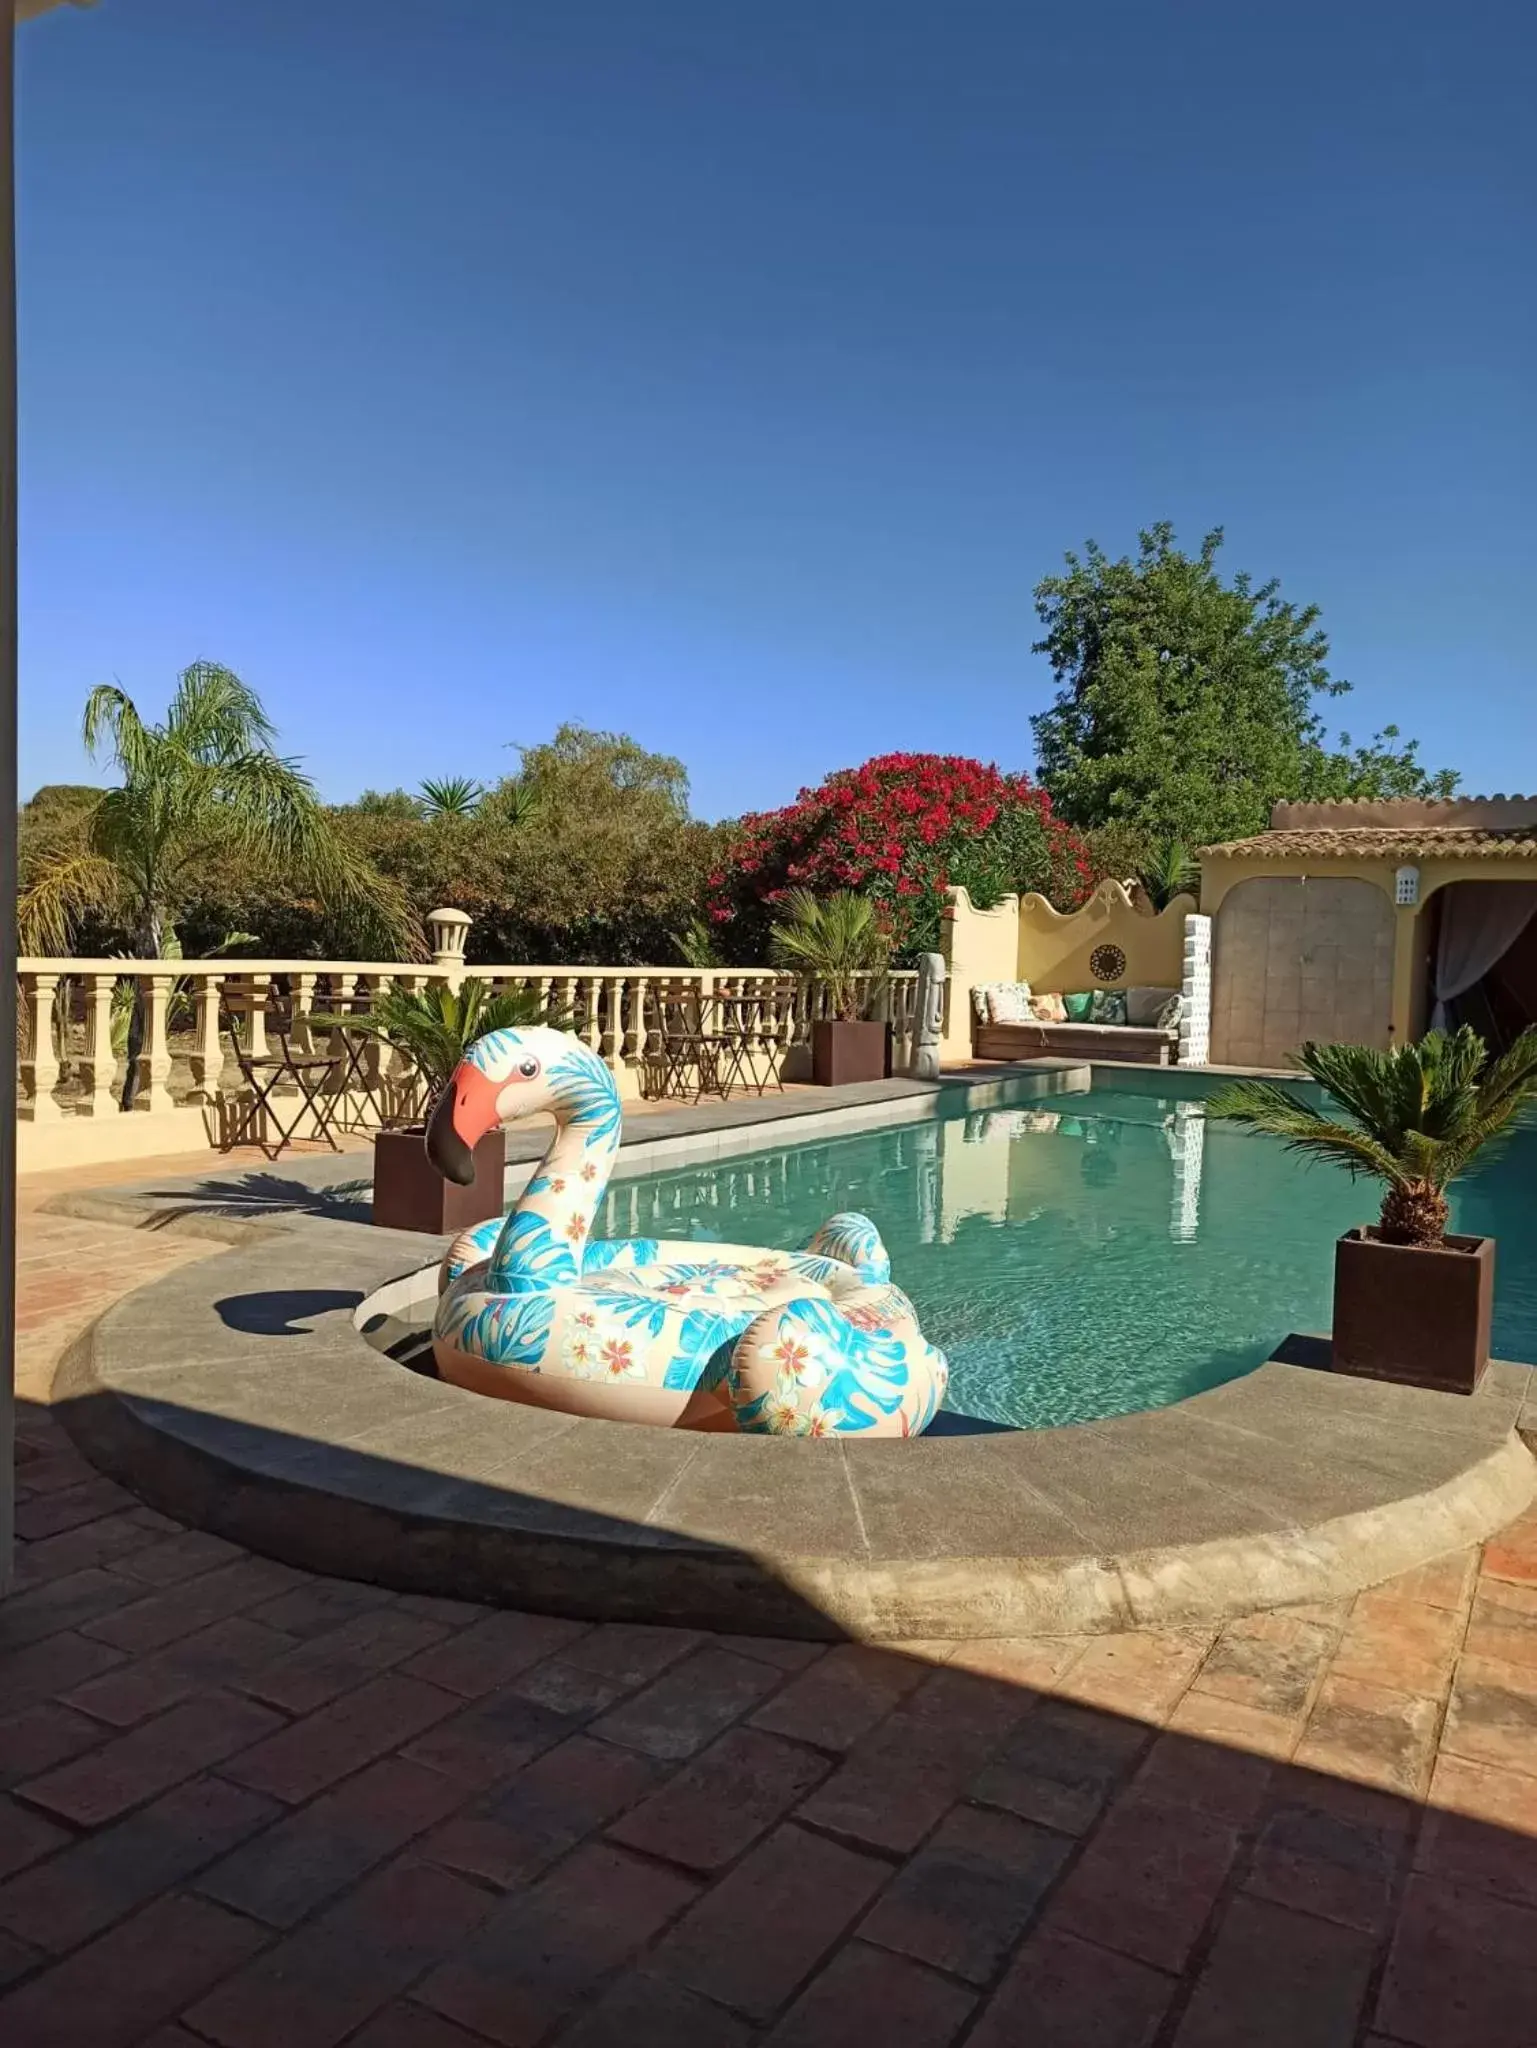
[{"x1": 597, "y1": 1085, "x2": 1537, "y2": 1430}]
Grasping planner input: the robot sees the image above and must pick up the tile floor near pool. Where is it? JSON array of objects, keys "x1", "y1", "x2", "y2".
[{"x1": 5, "y1": 1191, "x2": 1537, "y2": 2047}]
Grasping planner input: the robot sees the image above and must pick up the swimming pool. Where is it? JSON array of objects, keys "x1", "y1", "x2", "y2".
[{"x1": 596, "y1": 1082, "x2": 1537, "y2": 1430}]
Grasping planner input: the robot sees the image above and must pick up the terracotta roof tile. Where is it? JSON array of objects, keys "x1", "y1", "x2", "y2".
[{"x1": 1199, "y1": 825, "x2": 1537, "y2": 860}]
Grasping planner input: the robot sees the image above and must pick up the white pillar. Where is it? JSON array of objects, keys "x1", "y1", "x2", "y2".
[{"x1": 1179, "y1": 914, "x2": 1213, "y2": 1067}]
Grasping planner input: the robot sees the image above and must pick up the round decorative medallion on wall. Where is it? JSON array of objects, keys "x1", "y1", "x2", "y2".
[{"x1": 1089, "y1": 943, "x2": 1127, "y2": 983}]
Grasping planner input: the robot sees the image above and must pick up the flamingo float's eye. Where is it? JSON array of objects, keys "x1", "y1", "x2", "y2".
[{"x1": 517, "y1": 1056, "x2": 540, "y2": 1080}]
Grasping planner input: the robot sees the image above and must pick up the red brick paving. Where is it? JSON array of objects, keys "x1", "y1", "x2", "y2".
[{"x1": 6, "y1": 1205, "x2": 1537, "y2": 2044}]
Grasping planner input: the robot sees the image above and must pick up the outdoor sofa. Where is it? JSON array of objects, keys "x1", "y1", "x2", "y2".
[{"x1": 970, "y1": 981, "x2": 1182, "y2": 1067}]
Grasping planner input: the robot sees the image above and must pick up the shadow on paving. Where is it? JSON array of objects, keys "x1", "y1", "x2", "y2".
[
  {"x1": 4, "y1": 1385, "x2": 1536, "y2": 2045},
  {"x1": 127, "y1": 1169, "x2": 374, "y2": 1230}
]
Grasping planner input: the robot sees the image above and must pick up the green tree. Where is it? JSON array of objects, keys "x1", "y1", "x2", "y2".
[
  {"x1": 1031, "y1": 526, "x2": 1456, "y2": 847},
  {"x1": 19, "y1": 663, "x2": 410, "y2": 1101}
]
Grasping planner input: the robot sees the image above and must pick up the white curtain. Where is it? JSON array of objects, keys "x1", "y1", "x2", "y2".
[{"x1": 1431, "y1": 882, "x2": 1537, "y2": 1028}]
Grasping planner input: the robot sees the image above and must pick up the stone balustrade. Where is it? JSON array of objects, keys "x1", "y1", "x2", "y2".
[{"x1": 14, "y1": 949, "x2": 919, "y2": 1170}]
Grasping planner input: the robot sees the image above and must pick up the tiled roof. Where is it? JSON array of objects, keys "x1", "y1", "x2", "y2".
[{"x1": 1200, "y1": 825, "x2": 1537, "y2": 859}]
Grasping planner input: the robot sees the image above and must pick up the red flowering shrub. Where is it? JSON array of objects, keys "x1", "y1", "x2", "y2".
[{"x1": 707, "y1": 752, "x2": 1093, "y2": 962}]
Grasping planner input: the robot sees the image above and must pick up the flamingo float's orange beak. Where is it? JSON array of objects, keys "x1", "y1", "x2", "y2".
[{"x1": 425, "y1": 1062, "x2": 501, "y2": 1185}]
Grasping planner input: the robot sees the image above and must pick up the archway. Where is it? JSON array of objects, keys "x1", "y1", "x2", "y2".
[{"x1": 1424, "y1": 879, "x2": 1537, "y2": 1050}]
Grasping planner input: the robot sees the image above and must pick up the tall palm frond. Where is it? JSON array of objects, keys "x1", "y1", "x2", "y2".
[
  {"x1": 1138, "y1": 839, "x2": 1200, "y2": 911},
  {"x1": 16, "y1": 850, "x2": 123, "y2": 956},
  {"x1": 1212, "y1": 1026, "x2": 1537, "y2": 1244}
]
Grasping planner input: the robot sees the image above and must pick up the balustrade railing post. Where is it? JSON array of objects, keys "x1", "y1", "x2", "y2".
[
  {"x1": 245, "y1": 973, "x2": 270, "y2": 1060},
  {"x1": 188, "y1": 971, "x2": 223, "y2": 1106},
  {"x1": 289, "y1": 971, "x2": 317, "y2": 1056},
  {"x1": 83, "y1": 972, "x2": 120, "y2": 1115},
  {"x1": 19, "y1": 971, "x2": 61, "y2": 1121},
  {"x1": 138, "y1": 971, "x2": 176, "y2": 1113}
]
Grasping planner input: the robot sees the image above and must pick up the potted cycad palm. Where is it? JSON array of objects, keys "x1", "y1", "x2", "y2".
[
  {"x1": 1213, "y1": 1027, "x2": 1537, "y2": 1393},
  {"x1": 318, "y1": 979, "x2": 562, "y2": 1234},
  {"x1": 770, "y1": 889, "x2": 891, "y2": 1086}
]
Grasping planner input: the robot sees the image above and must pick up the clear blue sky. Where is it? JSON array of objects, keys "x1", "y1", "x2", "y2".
[{"x1": 16, "y1": 0, "x2": 1537, "y2": 821}]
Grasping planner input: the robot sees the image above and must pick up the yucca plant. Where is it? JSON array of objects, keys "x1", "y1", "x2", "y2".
[
  {"x1": 1211, "y1": 1027, "x2": 1537, "y2": 1247},
  {"x1": 769, "y1": 889, "x2": 889, "y2": 1022},
  {"x1": 417, "y1": 776, "x2": 485, "y2": 820},
  {"x1": 314, "y1": 979, "x2": 569, "y2": 1101}
]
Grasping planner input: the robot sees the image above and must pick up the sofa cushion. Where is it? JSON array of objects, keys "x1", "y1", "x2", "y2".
[
  {"x1": 1062, "y1": 992, "x2": 1095, "y2": 1022},
  {"x1": 1091, "y1": 989, "x2": 1129, "y2": 1025},
  {"x1": 971, "y1": 983, "x2": 996, "y2": 1022},
  {"x1": 987, "y1": 980, "x2": 1034, "y2": 1024},
  {"x1": 1028, "y1": 992, "x2": 1067, "y2": 1023},
  {"x1": 1124, "y1": 985, "x2": 1182, "y2": 1029}
]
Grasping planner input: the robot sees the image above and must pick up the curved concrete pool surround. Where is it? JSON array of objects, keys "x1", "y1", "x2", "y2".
[{"x1": 52, "y1": 1222, "x2": 1537, "y2": 1643}]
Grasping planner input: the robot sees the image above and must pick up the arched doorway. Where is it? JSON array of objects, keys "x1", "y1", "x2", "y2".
[
  {"x1": 1424, "y1": 880, "x2": 1537, "y2": 1050},
  {"x1": 1211, "y1": 876, "x2": 1395, "y2": 1067}
]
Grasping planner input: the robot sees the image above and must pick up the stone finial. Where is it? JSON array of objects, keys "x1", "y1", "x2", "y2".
[{"x1": 426, "y1": 907, "x2": 473, "y2": 982}]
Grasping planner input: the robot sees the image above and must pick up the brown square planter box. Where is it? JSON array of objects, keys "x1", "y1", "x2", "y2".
[
  {"x1": 1332, "y1": 1227, "x2": 1494, "y2": 1394},
  {"x1": 372, "y1": 1126, "x2": 505, "y2": 1235},
  {"x1": 810, "y1": 1019, "x2": 888, "y2": 1087}
]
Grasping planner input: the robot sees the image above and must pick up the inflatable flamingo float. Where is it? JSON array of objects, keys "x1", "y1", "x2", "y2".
[{"x1": 423, "y1": 1026, "x2": 948, "y2": 1436}]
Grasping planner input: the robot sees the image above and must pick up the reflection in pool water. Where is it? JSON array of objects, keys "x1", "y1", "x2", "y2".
[{"x1": 595, "y1": 1087, "x2": 1537, "y2": 1430}]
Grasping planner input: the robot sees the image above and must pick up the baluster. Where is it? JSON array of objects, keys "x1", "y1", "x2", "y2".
[
  {"x1": 188, "y1": 971, "x2": 223, "y2": 1105},
  {"x1": 354, "y1": 974, "x2": 385, "y2": 1110},
  {"x1": 80, "y1": 972, "x2": 121, "y2": 1116},
  {"x1": 245, "y1": 973, "x2": 270, "y2": 1060},
  {"x1": 630, "y1": 975, "x2": 650, "y2": 1066},
  {"x1": 289, "y1": 971, "x2": 317, "y2": 1056},
  {"x1": 582, "y1": 977, "x2": 602, "y2": 1054},
  {"x1": 388, "y1": 974, "x2": 423, "y2": 1117},
  {"x1": 20, "y1": 972, "x2": 62, "y2": 1121},
  {"x1": 138, "y1": 971, "x2": 176, "y2": 1113}
]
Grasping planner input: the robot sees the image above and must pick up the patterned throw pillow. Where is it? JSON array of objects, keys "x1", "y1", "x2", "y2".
[
  {"x1": 1124, "y1": 985, "x2": 1181, "y2": 1029},
  {"x1": 1062, "y1": 992, "x2": 1095, "y2": 1022},
  {"x1": 1028, "y1": 992, "x2": 1067, "y2": 1024},
  {"x1": 971, "y1": 983, "x2": 996, "y2": 1022},
  {"x1": 1090, "y1": 989, "x2": 1129, "y2": 1025},
  {"x1": 987, "y1": 981, "x2": 1034, "y2": 1024}
]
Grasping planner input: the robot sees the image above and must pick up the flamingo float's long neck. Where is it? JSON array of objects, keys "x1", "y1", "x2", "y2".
[{"x1": 487, "y1": 1049, "x2": 622, "y2": 1293}]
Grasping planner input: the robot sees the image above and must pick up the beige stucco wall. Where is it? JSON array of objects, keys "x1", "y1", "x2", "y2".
[
  {"x1": 940, "y1": 882, "x2": 1193, "y2": 1060},
  {"x1": 939, "y1": 889, "x2": 1021, "y2": 1061},
  {"x1": 1016, "y1": 883, "x2": 1193, "y2": 995}
]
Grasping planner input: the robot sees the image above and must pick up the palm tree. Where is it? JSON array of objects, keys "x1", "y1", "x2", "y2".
[
  {"x1": 19, "y1": 662, "x2": 410, "y2": 1103},
  {"x1": 417, "y1": 776, "x2": 485, "y2": 820},
  {"x1": 769, "y1": 889, "x2": 889, "y2": 1021},
  {"x1": 1211, "y1": 1027, "x2": 1537, "y2": 1246},
  {"x1": 1138, "y1": 838, "x2": 1200, "y2": 910},
  {"x1": 672, "y1": 916, "x2": 723, "y2": 969}
]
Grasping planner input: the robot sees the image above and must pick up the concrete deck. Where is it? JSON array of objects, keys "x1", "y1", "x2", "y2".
[{"x1": 53, "y1": 1221, "x2": 1535, "y2": 1641}]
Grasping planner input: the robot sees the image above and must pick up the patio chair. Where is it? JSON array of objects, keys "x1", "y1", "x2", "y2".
[{"x1": 220, "y1": 1008, "x2": 344, "y2": 1158}]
